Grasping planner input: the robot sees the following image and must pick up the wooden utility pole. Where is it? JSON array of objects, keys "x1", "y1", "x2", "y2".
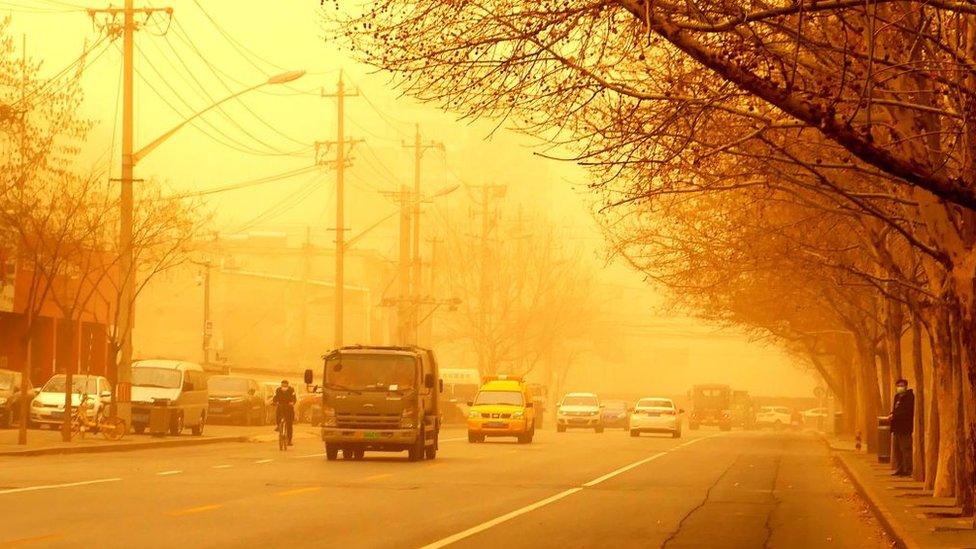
[
  {"x1": 318, "y1": 74, "x2": 359, "y2": 348},
  {"x1": 401, "y1": 124, "x2": 442, "y2": 344},
  {"x1": 88, "y1": 1, "x2": 173, "y2": 424}
]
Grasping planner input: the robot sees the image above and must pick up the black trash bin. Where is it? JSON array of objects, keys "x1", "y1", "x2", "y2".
[
  {"x1": 149, "y1": 398, "x2": 171, "y2": 437},
  {"x1": 877, "y1": 415, "x2": 891, "y2": 463}
]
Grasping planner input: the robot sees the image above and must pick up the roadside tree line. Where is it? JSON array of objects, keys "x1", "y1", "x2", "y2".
[
  {"x1": 0, "y1": 22, "x2": 201, "y2": 444},
  {"x1": 329, "y1": 0, "x2": 976, "y2": 512}
]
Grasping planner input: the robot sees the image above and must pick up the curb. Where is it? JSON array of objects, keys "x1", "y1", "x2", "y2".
[
  {"x1": 0, "y1": 435, "x2": 249, "y2": 457},
  {"x1": 832, "y1": 451, "x2": 913, "y2": 549}
]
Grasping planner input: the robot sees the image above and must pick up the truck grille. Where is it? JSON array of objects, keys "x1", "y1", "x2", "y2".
[{"x1": 336, "y1": 412, "x2": 400, "y2": 430}]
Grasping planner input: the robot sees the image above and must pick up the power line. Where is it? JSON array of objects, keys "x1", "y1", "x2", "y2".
[{"x1": 167, "y1": 165, "x2": 321, "y2": 199}]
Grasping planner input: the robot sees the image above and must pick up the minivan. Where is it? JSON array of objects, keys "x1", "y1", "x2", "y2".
[{"x1": 131, "y1": 359, "x2": 209, "y2": 435}]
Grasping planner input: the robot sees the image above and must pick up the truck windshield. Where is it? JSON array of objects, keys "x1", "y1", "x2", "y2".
[
  {"x1": 132, "y1": 367, "x2": 182, "y2": 389},
  {"x1": 474, "y1": 391, "x2": 524, "y2": 406},
  {"x1": 325, "y1": 353, "x2": 417, "y2": 392}
]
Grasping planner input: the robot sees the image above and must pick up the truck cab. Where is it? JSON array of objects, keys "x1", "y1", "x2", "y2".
[
  {"x1": 688, "y1": 384, "x2": 733, "y2": 431},
  {"x1": 305, "y1": 346, "x2": 441, "y2": 462}
]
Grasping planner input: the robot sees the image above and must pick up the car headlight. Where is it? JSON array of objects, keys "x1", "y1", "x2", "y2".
[
  {"x1": 512, "y1": 411, "x2": 524, "y2": 419},
  {"x1": 590, "y1": 410, "x2": 600, "y2": 416},
  {"x1": 468, "y1": 409, "x2": 481, "y2": 419},
  {"x1": 31, "y1": 400, "x2": 42, "y2": 408}
]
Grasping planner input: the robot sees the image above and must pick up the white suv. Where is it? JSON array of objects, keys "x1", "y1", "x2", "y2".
[
  {"x1": 756, "y1": 406, "x2": 792, "y2": 429},
  {"x1": 556, "y1": 392, "x2": 604, "y2": 433}
]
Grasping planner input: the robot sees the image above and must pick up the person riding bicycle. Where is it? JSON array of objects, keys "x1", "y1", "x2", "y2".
[{"x1": 273, "y1": 379, "x2": 297, "y2": 446}]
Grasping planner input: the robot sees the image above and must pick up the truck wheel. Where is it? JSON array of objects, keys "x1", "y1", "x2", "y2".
[
  {"x1": 191, "y1": 413, "x2": 205, "y2": 436},
  {"x1": 326, "y1": 444, "x2": 338, "y2": 461},
  {"x1": 408, "y1": 427, "x2": 425, "y2": 461},
  {"x1": 425, "y1": 440, "x2": 437, "y2": 460},
  {"x1": 630, "y1": 430, "x2": 639, "y2": 437},
  {"x1": 673, "y1": 429, "x2": 681, "y2": 438},
  {"x1": 595, "y1": 426, "x2": 604, "y2": 434},
  {"x1": 556, "y1": 425, "x2": 566, "y2": 433},
  {"x1": 342, "y1": 447, "x2": 356, "y2": 460},
  {"x1": 134, "y1": 424, "x2": 146, "y2": 435},
  {"x1": 467, "y1": 432, "x2": 482, "y2": 443}
]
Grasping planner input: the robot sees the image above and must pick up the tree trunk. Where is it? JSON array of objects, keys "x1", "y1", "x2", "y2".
[
  {"x1": 855, "y1": 336, "x2": 882, "y2": 453},
  {"x1": 949, "y1": 314, "x2": 972, "y2": 512},
  {"x1": 930, "y1": 307, "x2": 957, "y2": 497},
  {"x1": 910, "y1": 312, "x2": 926, "y2": 483},
  {"x1": 877, "y1": 342, "x2": 893, "y2": 413}
]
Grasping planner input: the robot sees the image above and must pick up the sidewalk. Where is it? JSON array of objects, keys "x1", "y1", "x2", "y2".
[
  {"x1": 824, "y1": 434, "x2": 976, "y2": 548},
  {"x1": 0, "y1": 424, "x2": 312, "y2": 456}
]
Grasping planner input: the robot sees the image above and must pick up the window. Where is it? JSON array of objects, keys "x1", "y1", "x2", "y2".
[
  {"x1": 637, "y1": 399, "x2": 673, "y2": 409},
  {"x1": 325, "y1": 353, "x2": 418, "y2": 392},
  {"x1": 474, "y1": 391, "x2": 524, "y2": 406},
  {"x1": 132, "y1": 367, "x2": 183, "y2": 389},
  {"x1": 561, "y1": 395, "x2": 598, "y2": 407}
]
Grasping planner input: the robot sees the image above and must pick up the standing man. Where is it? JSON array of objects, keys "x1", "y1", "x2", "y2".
[
  {"x1": 273, "y1": 380, "x2": 297, "y2": 446},
  {"x1": 889, "y1": 378, "x2": 915, "y2": 476}
]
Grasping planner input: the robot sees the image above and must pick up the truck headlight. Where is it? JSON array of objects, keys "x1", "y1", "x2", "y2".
[
  {"x1": 400, "y1": 408, "x2": 416, "y2": 429},
  {"x1": 321, "y1": 405, "x2": 336, "y2": 427}
]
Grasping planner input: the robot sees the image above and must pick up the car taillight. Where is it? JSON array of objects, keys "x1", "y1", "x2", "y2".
[
  {"x1": 722, "y1": 410, "x2": 731, "y2": 418},
  {"x1": 662, "y1": 410, "x2": 676, "y2": 416}
]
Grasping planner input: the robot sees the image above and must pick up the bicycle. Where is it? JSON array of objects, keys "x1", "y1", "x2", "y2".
[
  {"x1": 72, "y1": 393, "x2": 127, "y2": 441},
  {"x1": 278, "y1": 414, "x2": 289, "y2": 451}
]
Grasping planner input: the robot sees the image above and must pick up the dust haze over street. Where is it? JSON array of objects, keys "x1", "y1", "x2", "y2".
[{"x1": 4, "y1": 0, "x2": 976, "y2": 548}]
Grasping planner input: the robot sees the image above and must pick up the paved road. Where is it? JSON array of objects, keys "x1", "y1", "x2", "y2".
[{"x1": 0, "y1": 427, "x2": 891, "y2": 548}]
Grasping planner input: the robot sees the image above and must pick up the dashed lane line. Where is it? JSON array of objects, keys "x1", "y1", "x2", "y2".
[
  {"x1": 156, "y1": 470, "x2": 182, "y2": 476},
  {"x1": 296, "y1": 452, "x2": 326, "y2": 458},
  {"x1": 275, "y1": 487, "x2": 322, "y2": 497},
  {"x1": 0, "y1": 478, "x2": 121, "y2": 496},
  {"x1": 361, "y1": 473, "x2": 393, "y2": 482},
  {"x1": 168, "y1": 504, "x2": 222, "y2": 517},
  {"x1": 420, "y1": 435, "x2": 719, "y2": 549},
  {"x1": 212, "y1": 464, "x2": 232, "y2": 469},
  {"x1": 255, "y1": 459, "x2": 274, "y2": 464},
  {"x1": 0, "y1": 533, "x2": 63, "y2": 545}
]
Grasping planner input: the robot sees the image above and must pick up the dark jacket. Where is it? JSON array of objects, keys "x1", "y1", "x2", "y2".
[
  {"x1": 891, "y1": 389, "x2": 915, "y2": 434},
  {"x1": 273, "y1": 386, "x2": 297, "y2": 407}
]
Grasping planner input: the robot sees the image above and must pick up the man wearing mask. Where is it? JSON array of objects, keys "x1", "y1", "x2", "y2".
[
  {"x1": 889, "y1": 379, "x2": 915, "y2": 476},
  {"x1": 273, "y1": 380, "x2": 297, "y2": 446}
]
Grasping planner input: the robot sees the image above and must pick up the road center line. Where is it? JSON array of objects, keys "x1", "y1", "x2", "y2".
[
  {"x1": 255, "y1": 459, "x2": 274, "y2": 464},
  {"x1": 361, "y1": 473, "x2": 393, "y2": 482},
  {"x1": 212, "y1": 464, "x2": 232, "y2": 469},
  {"x1": 0, "y1": 478, "x2": 121, "y2": 496},
  {"x1": 421, "y1": 435, "x2": 719, "y2": 549},
  {"x1": 439, "y1": 437, "x2": 467, "y2": 443},
  {"x1": 275, "y1": 486, "x2": 322, "y2": 497},
  {"x1": 168, "y1": 504, "x2": 222, "y2": 516},
  {"x1": 0, "y1": 533, "x2": 63, "y2": 545},
  {"x1": 156, "y1": 470, "x2": 182, "y2": 476}
]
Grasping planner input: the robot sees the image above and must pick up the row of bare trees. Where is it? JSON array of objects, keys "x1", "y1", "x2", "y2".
[
  {"x1": 0, "y1": 22, "x2": 201, "y2": 443},
  {"x1": 330, "y1": 0, "x2": 976, "y2": 513}
]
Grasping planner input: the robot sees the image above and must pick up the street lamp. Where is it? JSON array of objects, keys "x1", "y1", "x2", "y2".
[{"x1": 114, "y1": 69, "x2": 305, "y2": 423}]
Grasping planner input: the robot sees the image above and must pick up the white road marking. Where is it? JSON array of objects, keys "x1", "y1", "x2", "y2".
[
  {"x1": 156, "y1": 470, "x2": 182, "y2": 476},
  {"x1": 421, "y1": 434, "x2": 721, "y2": 548},
  {"x1": 0, "y1": 477, "x2": 122, "y2": 495},
  {"x1": 583, "y1": 452, "x2": 666, "y2": 487},
  {"x1": 421, "y1": 488, "x2": 583, "y2": 549},
  {"x1": 439, "y1": 437, "x2": 467, "y2": 443},
  {"x1": 296, "y1": 452, "x2": 326, "y2": 458},
  {"x1": 212, "y1": 464, "x2": 232, "y2": 469},
  {"x1": 255, "y1": 459, "x2": 274, "y2": 464}
]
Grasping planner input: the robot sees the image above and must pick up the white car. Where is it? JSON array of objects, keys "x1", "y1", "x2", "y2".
[
  {"x1": 556, "y1": 392, "x2": 604, "y2": 433},
  {"x1": 30, "y1": 374, "x2": 112, "y2": 428},
  {"x1": 756, "y1": 406, "x2": 792, "y2": 429},
  {"x1": 629, "y1": 397, "x2": 682, "y2": 438}
]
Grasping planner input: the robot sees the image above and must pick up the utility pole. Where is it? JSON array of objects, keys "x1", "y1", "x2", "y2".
[
  {"x1": 401, "y1": 124, "x2": 442, "y2": 344},
  {"x1": 88, "y1": 2, "x2": 173, "y2": 423},
  {"x1": 469, "y1": 184, "x2": 506, "y2": 373},
  {"x1": 397, "y1": 183, "x2": 412, "y2": 345},
  {"x1": 202, "y1": 261, "x2": 211, "y2": 365},
  {"x1": 318, "y1": 73, "x2": 360, "y2": 349}
]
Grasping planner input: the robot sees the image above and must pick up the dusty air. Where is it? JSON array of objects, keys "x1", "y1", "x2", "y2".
[{"x1": 2, "y1": 1, "x2": 973, "y2": 548}]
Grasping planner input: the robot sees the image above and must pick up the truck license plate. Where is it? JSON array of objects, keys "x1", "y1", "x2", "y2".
[{"x1": 363, "y1": 431, "x2": 379, "y2": 440}]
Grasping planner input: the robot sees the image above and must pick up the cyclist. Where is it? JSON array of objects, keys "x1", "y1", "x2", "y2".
[{"x1": 273, "y1": 379, "x2": 297, "y2": 446}]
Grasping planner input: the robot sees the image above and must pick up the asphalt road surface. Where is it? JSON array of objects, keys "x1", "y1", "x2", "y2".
[{"x1": 1, "y1": 427, "x2": 891, "y2": 548}]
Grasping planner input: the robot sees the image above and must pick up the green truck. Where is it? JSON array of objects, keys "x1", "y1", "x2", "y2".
[{"x1": 304, "y1": 345, "x2": 441, "y2": 462}]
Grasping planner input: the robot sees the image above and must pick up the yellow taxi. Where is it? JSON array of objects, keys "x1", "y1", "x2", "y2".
[{"x1": 467, "y1": 375, "x2": 536, "y2": 444}]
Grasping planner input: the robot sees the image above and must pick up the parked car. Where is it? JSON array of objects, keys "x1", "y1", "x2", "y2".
[
  {"x1": 601, "y1": 399, "x2": 630, "y2": 429},
  {"x1": 629, "y1": 397, "x2": 683, "y2": 438},
  {"x1": 756, "y1": 406, "x2": 793, "y2": 429},
  {"x1": 207, "y1": 375, "x2": 265, "y2": 425},
  {"x1": 0, "y1": 369, "x2": 34, "y2": 428},
  {"x1": 556, "y1": 392, "x2": 604, "y2": 433},
  {"x1": 30, "y1": 374, "x2": 111, "y2": 429},
  {"x1": 131, "y1": 359, "x2": 209, "y2": 436}
]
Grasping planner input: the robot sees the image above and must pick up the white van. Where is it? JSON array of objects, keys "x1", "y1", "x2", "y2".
[{"x1": 131, "y1": 359, "x2": 209, "y2": 435}]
